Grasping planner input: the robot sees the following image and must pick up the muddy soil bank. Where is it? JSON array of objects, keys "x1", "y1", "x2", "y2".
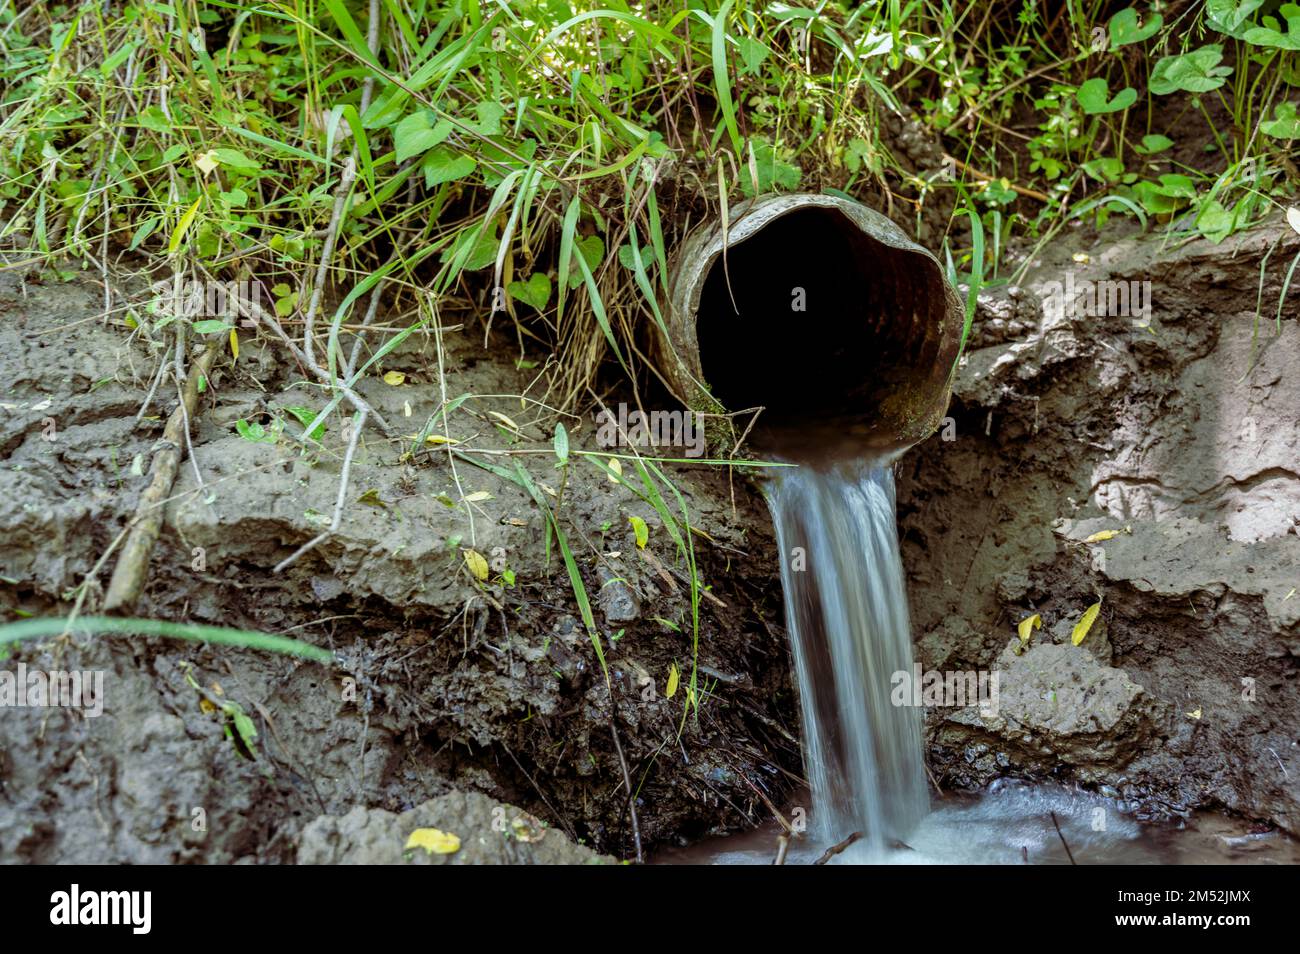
[
  {"x1": 0, "y1": 268, "x2": 801, "y2": 862},
  {"x1": 898, "y1": 216, "x2": 1300, "y2": 833},
  {"x1": 1, "y1": 213, "x2": 1295, "y2": 863}
]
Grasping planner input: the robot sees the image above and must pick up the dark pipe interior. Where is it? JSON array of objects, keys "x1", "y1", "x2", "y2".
[{"x1": 695, "y1": 207, "x2": 945, "y2": 458}]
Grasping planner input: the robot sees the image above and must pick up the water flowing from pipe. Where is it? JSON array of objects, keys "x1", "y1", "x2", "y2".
[{"x1": 766, "y1": 461, "x2": 929, "y2": 851}]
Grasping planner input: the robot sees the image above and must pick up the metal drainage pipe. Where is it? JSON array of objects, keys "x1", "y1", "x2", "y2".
[{"x1": 656, "y1": 194, "x2": 962, "y2": 459}]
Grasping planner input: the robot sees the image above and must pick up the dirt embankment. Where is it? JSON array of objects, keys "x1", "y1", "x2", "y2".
[
  {"x1": 0, "y1": 213, "x2": 1295, "y2": 862},
  {"x1": 0, "y1": 269, "x2": 800, "y2": 862},
  {"x1": 899, "y1": 218, "x2": 1300, "y2": 833}
]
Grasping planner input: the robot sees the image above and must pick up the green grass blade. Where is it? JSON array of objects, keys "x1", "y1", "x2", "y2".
[{"x1": 0, "y1": 615, "x2": 334, "y2": 664}]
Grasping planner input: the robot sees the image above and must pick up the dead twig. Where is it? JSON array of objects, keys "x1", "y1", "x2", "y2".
[
  {"x1": 103, "y1": 343, "x2": 220, "y2": 612},
  {"x1": 813, "y1": 830, "x2": 862, "y2": 865},
  {"x1": 608, "y1": 687, "x2": 644, "y2": 863},
  {"x1": 1050, "y1": 811, "x2": 1077, "y2": 865},
  {"x1": 773, "y1": 833, "x2": 790, "y2": 866}
]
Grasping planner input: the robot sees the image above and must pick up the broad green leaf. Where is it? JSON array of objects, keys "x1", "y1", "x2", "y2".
[
  {"x1": 1196, "y1": 198, "x2": 1235, "y2": 243},
  {"x1": 1260, "y1": 102, "x2": 1300, "y2": 139},
  {"x1": 1149, "y1": 46, "x2": 1232, "y2": 95},
  {"x1": 1243, "y1": 3, "x2": 1300, "y2": 48},
  {"x1": 209, "y1": 148, "x2": 260, "y2": 172},
  {"x1": 506, "y1": 272, "x2": 552, "y2": 310},
  {"x1": 565, "y1": 234, "x2": 605, "y2": 290},
  {"x1": 1108, "y1": 7, "x2": 1162, "y2": 47},
  {"x1": 1076, "y1": 78, "x2": 1136, "y2": 114},
  {"x1": 1206, "y1": 0, "x2": 1266, "y2": 37},
  {"x1": 741, "y1": 138, "x2": 801, "y2": 197},
  {"x1": 1134, "y1": 134, "x2": 1174, "y2": 154},
  {"x1": 470, "y1": 101, "x2": 506, "y2": 135},
  {"x1": 423, "y1": 146, "x2": 476, "y2": 187},
  {"x1": 394, "y1": 112, "x2": 452, "y2": 163},
  {"x1": 737, "y1": 36, "x2": 769, "y2": 75}
]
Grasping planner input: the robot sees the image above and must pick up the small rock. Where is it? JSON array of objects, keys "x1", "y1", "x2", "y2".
[{"x1": 597, "y1": 567, "x2": 639, "y2": 623}]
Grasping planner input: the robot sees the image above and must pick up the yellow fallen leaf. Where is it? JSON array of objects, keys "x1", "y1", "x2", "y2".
[
  {"x1": 404, "y1": 828, "x2": 460, "y2": 855},
  {"x1": 463, "y1": 549, "x2": 489, "y2": 581},
  {"x1": 629, "y1": 515, "x2": 649, "y2": 549},
  {"x1": 403, "y1": 433, "x2": 458, "y2": 445},
  {"x1": 1072, "y1": 252, "x2": 1090, "y2": 263},
  {"x1": 229, "y1": 327, "x2": 239, "y2": 360},
  {"x1": 462, "y1": 491, "x2": 493, "y2": 503},
  {"x1": 1071, "y1": 600, "x2": 1102, "y2": 646},
  {"x1": 510, "y1": 813, "x2": 548, "y2": 844},
  {"x1": 607, "y1": 457, "x2": 623, "y2": 483},
  {"x1": 194, "y1": 150, "x2": 220, "y2": 175},
  {"x1": 383, "y1": 371, "x2": 406, "y2": 386},
  {"x1": 1017, "y1": 613, "x2": 1041, "y2": 643},
  {"x1": 488, "y1": 411, "x2": 521, "y2": 431},
  {"x1": 665, "y1": 662, "x2": 679, "y2": 699},
  {"x1": 1084, "y1": 529, "x2": 1119, "y2": 543},
  {"x1": 1187, "y1": 708, "x2": 1202, "y2": 720}
]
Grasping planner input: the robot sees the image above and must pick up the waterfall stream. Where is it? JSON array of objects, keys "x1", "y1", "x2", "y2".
[{"x1": 766, "y1": 461, "x2": 928, "y2": 851}]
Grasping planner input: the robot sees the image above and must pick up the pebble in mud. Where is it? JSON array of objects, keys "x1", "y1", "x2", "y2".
[{"x1": 596, "y1": 566, "x2": 640, "y2": 623}]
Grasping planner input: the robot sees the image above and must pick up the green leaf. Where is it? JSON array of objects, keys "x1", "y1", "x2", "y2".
[
  {"x1": 441, "y1": 223, "x2": 499, "y2": 271},
  {"x1": 209, "y1": 148, "x2": 260, "y2": 172},
  {"x1": 422, "y1": 146, "x2": 476, "y2": 187},
  {"x1": 1082, "y1": 157, "x2": 1126, "y2": 183},
  {"x1": 737, "y1": 36, "x2": 769, "y2": 75},
  {"x1": 394, "y1": 112, "x2": 452, "y2": 163},
  {"x1": 1206, "y1": 0, "x2": 1266, "y2": 38},
  {"x1": 470, "y1": 101, "x2": 506, "y2": 135},
  {"x1": 1243, "y1": 3, "x2": 1300, "y2": 48},
  {"x1": 1149, "y1": 46, "x2": 1232, "y2": 95},
  {"x1": 1130, "y1": 180, "x2": 1183, "y2": 214},
  {"x1": 741, "y1": 138, "x2": 802, "y2": 197},
  {"x1": 507, "y1": 272, "x2": 552, "y2": 310},
  {"x1": 1076, "y1": 77, "x2": 1137, "y2": 114},
  {"x1": 1196, "y1": 198, "x2": 1235, "y2": 243},
  {"x1": 1108, "y1": 7, "x2": 1163, "y2": 47},
  {"x1": 1134, "y1": 134, "x2": 1175, "y2": 155},
  {"x1": 223, "y1": 701, "x2": 260, "y2": 760},
  {"x1": 235, "y1": 419, "x2": 277, "y2": 443},
  {"x1": 191, "y1": 319, "x2": 231, "y2": 334},
  {"x1": 1154, "y1": 173, "x2": 1197, "y2": 198},
  {"x1": 553, "y1": 423, "x2": 569, "y2": 465},
  {"x1": 285, "y1": 406, "x2": 326, "y2": 442},
  {"x1": 565, "y1": 234, "x2": 605, "y2": 289},
  {"x1": 1260, "y1": 101, "x2": 1300, "y2": 139}
]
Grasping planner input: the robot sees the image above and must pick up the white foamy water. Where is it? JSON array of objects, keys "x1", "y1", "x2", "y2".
[{"x1": 766, "y1": 462, "x2": 928, "y2": 850}]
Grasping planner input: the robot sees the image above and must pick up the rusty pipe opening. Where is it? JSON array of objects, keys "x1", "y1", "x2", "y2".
[{"x1": 658, "y1": 195, "x2": 962, "y2": 460}]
